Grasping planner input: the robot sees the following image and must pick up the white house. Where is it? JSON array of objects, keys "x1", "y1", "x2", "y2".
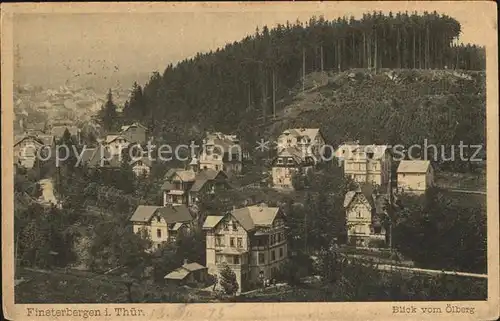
[{"x1": 397, "y1": 160, "x2": 434, "y2": 194}]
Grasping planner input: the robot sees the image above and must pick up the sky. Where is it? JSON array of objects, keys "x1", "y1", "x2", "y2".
[{"x1": 12, "y1": 2, "x2": 494, "y2": 89}]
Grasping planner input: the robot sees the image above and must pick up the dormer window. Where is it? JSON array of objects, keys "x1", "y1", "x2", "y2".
[
  {"x1": 277, "y1": 158, "x2": 284, "y2": 165},
  {"x1": 367, "y1": 152, "x2": 374, "y2": 159},
  {"x1": 232, "y1": 221, "x2": 238, "y2": 231},
  {"x1": 156, "y1": 216, "x2": 161, "y2": 223}
]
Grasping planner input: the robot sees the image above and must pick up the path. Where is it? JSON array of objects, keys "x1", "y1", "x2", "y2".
[
  {"x1": 38, "y1": 178, "x2": 59, "y2": 206},
  {"x1": 446, "y1": 189, "x2": 486, "y2": 195}
]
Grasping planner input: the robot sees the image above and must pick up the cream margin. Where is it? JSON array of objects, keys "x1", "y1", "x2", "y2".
[{"x1": 1, "y1": 2, "x2": 498, "y2": 320}]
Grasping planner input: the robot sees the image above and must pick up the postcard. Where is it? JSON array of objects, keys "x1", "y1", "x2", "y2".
[{"x1": 2, "y1": 2, "x2": 498, "y2": 320}]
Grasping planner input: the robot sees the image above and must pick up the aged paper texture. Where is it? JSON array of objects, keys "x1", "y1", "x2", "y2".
[{"x1": 2, "y1": 2, "x2": 499, "y2": 320}]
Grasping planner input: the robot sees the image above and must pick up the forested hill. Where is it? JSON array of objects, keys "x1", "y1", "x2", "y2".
[{"x1": 115, "y1": 12, "x2": 485, "y2": 162}]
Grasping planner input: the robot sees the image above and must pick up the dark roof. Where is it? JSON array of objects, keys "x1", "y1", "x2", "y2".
[
  {"x1": 80, "y1": 146, "x2": 121, "y2": 168},
  {"x1": 158, "y1": 204, "x2": 193, "y2": 223},
  {"x1": 129, "y1": 204, "x2": 192, "y2": 223},
  {"x1": 190, "y1": 169, "x2": 226, "y2": 192},
  {"x1": 164, "y1": 168, "x2": 183, "y2": 180}
]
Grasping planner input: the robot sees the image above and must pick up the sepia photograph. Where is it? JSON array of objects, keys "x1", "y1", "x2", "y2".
[{"x1": 2, "y1": 2, "x2": 499, "y2": 320}]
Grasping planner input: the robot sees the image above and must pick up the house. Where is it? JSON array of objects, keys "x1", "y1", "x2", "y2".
[
  {"x1": 103, "y1": 134, "x2": 130, "y2": 156},
  {"x1": 164, "y1": 260, "x2": 208, "y2": 286},
  {"x1": 161, "y1": 165, "x2": 230, "y2": 207},
  {"x1": 202, "y1": 204, "x2": 287, "y2": 293},
  {"x1": 276, "y1": 128, "x2": 326, "y2": 162},
  {"x1": 271, "y1": 146, "x2": 315, "y2": 189},
  {"x1": 120, "y1": 122, "x2": 147, "y2": 144},
  {"x1": 130, "y1": 204, "x2": 193, "y2": 250},
  {"x1": 199, "y1": 132, "x2": 242, "y2": 175},
  {"x1": 341, "y1": 144, "x2": 392, "y2": 190},
  {"x1": 14, "y1": 135, "x2": 44, "y2": 169},
  {"x1": 397, "y1": 160, "x2": 434, "y2": 194},
  {"x1": 130, "y1": 157, "x2": 152, "y2": 177},
  {"x1": 344, "y1": 184, "x2": 390, "y2": 248},
  {"x1": 334, "y1": 140, "x2": 360, "y2": 162},
  {"x1": 79, "y1": 146, "x2": 121, "y2": 169},
  {"x1": 51, "y1": 125, "x2": 82, "y2": 145}
]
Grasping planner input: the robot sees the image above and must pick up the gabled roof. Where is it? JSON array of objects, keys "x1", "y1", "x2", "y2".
[
  {"x1": 182, "y1": 262, "x2": 206, "y2": 272},
  {"x1": 164, "y1": 262, "x2": 207, "y2": 280},
  {"x1": 129, "y1": 205, "x2": 162, "y2": 222},
  {"x1": 14, "y1": 135, "x2": 44, "y2": 147},
  {"x1": 190, "y1": 169, "x2": 227, "y2": 192},
  {"x1": 37, "y1": 134, "x2": 55, "y2": 146},
  {"x1": 158, "y1": 205, "x2": 193, "y2": 223},
  {"x1": 273, "y1": 146, "x2": 313, "y2": 165},
  {"x1": 173, "y1": 170, "x2": 196, "y2": 182},
  {"x1": 202, "y1": 215, "x2": 224, "y2": 229},
  {"x1": 121, "y1": 122, "x2": 146, "y2": 132},
  {"x1": 280, "y1": 128, "x2": 321, "y2": 140},
  {"x1": 105, "y1": 135, "x2": 129, "y2": 144},
  {"x1": 230, "y1": 204, "x2": 281, "y2": 231},
  {"x1": 164, "y1": 269, "x2": 190, "y2": 280},
  {"x1": 129, "y1": 204, "x2": 192, "y2": 223},
  {"x1": 397, "y1": 160, "x2": 431, "y2": 173},
  {"x1": 343, "y1": 185, "x2": 391, "y2": 215},
  {"x1": 164, "y1": 168, "x2": 184, "y2": 180}
]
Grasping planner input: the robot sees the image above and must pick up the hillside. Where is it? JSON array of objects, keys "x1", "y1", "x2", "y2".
[
  {"x1": 266, "y1": 68, "x2": 485, "y2": 167},
  {"x1": 114, "y1": 13, "x2": 484, "y2": 136}
]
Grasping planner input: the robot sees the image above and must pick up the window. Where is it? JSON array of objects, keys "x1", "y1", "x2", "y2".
[
  {"x1": 215, "y1": 165, "x2": 220, "y2": 170},
  {"x1": 270, "y1": 235, "x2": 275, "y2": 245},
  {"x1": 233, "y1": 255, "x2": 240, "y2": 264},
  {"x1": 237, "y1": 237, "x2": 243, "y2": 248},
  {"x1": 271, "y1": 250, "x2": 276, "y2": 261},
  {"x1": 374, "y1": 226, "x2": 382, "y2": 234},
  {"x1": 277, "y1": 233, "x2": 281, "y2": 243},
  {"x1": 216, "y1": 255, "x2": 223, "y2": 263},
  {"x1": 156, "y1": 216, "x2": 161, "y2": 223},
  {"x1": 279, "y1": 247, "x2": 284, "y2": 258},
  {"x1": 232, "y1": 221, "x2": 238, "y2": 231},
  {"x1": 277, "y1": 158, "x2": 284, "y2": 165},
  {"x1": 157, "y1": 244, "x2": 161, "y2": 249},
  {"x1": 223, "y1": 221, "x2": 229, "y2": 231},
  {"x1": 156, "y1": 229, "x2": 162, "y2": 238},
  {"x1": 356, "y1": 210, "x2": 362, "y2": 218},
  {"x1": 230, "y1": 237, "x2": 235, "y2": 247},
  {"x1": 258, "y1": 253, "x2": 265, "y2": 264}
]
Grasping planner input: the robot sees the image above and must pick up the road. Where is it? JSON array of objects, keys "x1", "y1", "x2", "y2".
[
  {"x1": 447, "y1": 189, "x2": 486, "y2": 195},
  {"x1": 376, "y1": 264, "x2": 487, "y2": 279},
  {"x1": 38, "y1": 178, "x2": 59, "y2": 206}
]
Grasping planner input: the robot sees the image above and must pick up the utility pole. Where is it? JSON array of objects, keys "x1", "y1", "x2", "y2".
[
  {"x1": 304, "y1": 210, "x2": 308, "y2": 254},
  {"x1": 272, "y1": 69, "x2": 276, "y2": 119},
  {"x1": 302, "y1": 47, "x2": 306, "y2": 92},
  {"x1": 320, "y1": 45, "x2": 324, "y2": 73}
]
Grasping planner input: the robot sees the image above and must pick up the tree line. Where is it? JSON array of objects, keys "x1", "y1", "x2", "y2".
[{"x1": 114, "y1": 12, "x2": 484, "y2": 144}]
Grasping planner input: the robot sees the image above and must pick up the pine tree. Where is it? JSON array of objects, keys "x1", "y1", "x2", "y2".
[
  {"x1": 100, "y1": 89, "x2": 118, "y2": 132},
  {"x1": 219, "y1": 263, "x2": 239, "y2": 295}
]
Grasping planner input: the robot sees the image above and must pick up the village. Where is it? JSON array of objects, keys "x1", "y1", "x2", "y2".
[{"x1": 14, "y1": 119, "x2": 447, "y2": 296}]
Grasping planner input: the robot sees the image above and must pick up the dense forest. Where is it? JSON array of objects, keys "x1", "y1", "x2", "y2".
[{"x1": 114, "y1": 11, "x2": 485, "y2": 156}]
